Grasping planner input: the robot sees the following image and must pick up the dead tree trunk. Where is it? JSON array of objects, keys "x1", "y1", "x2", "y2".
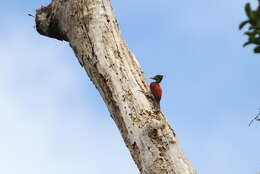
[{"x1": 35, "y1": 1, "x2": 196, "y2": 173}]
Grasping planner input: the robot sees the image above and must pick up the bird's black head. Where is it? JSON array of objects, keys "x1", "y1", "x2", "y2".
[{"x1": 150, "y1": 75, "x2": 163, "y2": 83}]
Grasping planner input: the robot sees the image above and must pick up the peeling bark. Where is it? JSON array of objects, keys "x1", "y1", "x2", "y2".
[{"x1": 35, "y1": 0, "x2": 197, "y2": 173}]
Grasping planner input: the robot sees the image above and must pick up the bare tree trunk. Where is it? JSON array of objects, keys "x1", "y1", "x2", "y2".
[{"x1": 35, "y1": 0, "x2": 196, "y2": 173}]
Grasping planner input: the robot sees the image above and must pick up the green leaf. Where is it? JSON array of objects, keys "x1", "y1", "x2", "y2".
[
  {"x1": 244, "y1": 31, "x2": 254, "y2": 36},
  {"x1": 240, "y1": 1, "x2": 260, "y2": 53},
  {"x1": 239, "y1": 20, "x2": 249, "y2": 30},
  {"x1": 243, "y1": 41, "x2": 252, "y2": 47},
  {"x1": 257, "y1": 16, "x2": 260, "y2": 27},
  {"x1": 245, "y1": 3, "x2": 257, "y2": 24},
  {"x1": 245, "y1": 3, "x2": 253, "y2": 18},
  {"x1": 254, "y1": 46, "x2": 260, "y2": 53},
  {"x1": 251, "y1": 38, "x2": 260, "y2": 44}
]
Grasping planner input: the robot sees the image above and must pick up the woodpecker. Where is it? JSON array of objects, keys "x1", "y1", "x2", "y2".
[{"x1": 149, "y1": 75, "x2": 163, "y2": 108}]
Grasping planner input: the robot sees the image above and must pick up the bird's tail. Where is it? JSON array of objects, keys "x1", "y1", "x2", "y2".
[{"x1": 155, "y1": 101, "x2": 161, "y2": 111}]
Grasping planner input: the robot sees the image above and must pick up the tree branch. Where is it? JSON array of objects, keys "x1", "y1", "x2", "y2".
[
  {"x1": 35, "y1": 0, "x2": 196, "y2": 173},
  {"x1": 249, "y1": 108, "x2": 260, "y2": 127}
]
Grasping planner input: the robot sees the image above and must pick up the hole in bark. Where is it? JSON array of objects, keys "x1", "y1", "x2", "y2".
[{"x1": 132, "y1": 142, "x2": 137, "y2": 149}]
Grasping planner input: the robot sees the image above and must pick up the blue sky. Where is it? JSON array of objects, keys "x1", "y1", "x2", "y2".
[{"x1": 0, "y1": 0, "x2": 259, "y2": 174}]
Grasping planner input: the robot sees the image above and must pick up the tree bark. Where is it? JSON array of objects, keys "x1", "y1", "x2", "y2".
[{"x1": 35, "y1": 0, "x2": 197, "y2": 173}]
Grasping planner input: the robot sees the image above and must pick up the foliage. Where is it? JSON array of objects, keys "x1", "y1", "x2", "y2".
[{"x1": 239, "y1": 0, "x2": 260, "y2": 53}]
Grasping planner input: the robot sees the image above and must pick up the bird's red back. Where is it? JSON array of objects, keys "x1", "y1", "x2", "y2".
[{"x1": 150, "y1": 82, "x2": 162, "y2": 102}]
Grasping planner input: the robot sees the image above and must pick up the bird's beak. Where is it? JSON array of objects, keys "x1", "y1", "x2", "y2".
[{"x1": 149, "y1": 76, "x2": 156, "y2": 80}]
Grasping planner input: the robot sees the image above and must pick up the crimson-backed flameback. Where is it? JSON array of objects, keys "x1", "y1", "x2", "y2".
[{"x1": 149, "y1": 75, "x2": 163, "y2": 108}]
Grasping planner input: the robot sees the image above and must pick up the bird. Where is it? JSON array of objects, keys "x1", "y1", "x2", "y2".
[{"x1": 149, "y1": 75, "x2": 163, "y2": 108}]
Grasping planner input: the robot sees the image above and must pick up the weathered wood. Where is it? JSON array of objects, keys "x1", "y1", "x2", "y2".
[{"x1": 35, "y1": 1, "x2": 196, "y2": 173}]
